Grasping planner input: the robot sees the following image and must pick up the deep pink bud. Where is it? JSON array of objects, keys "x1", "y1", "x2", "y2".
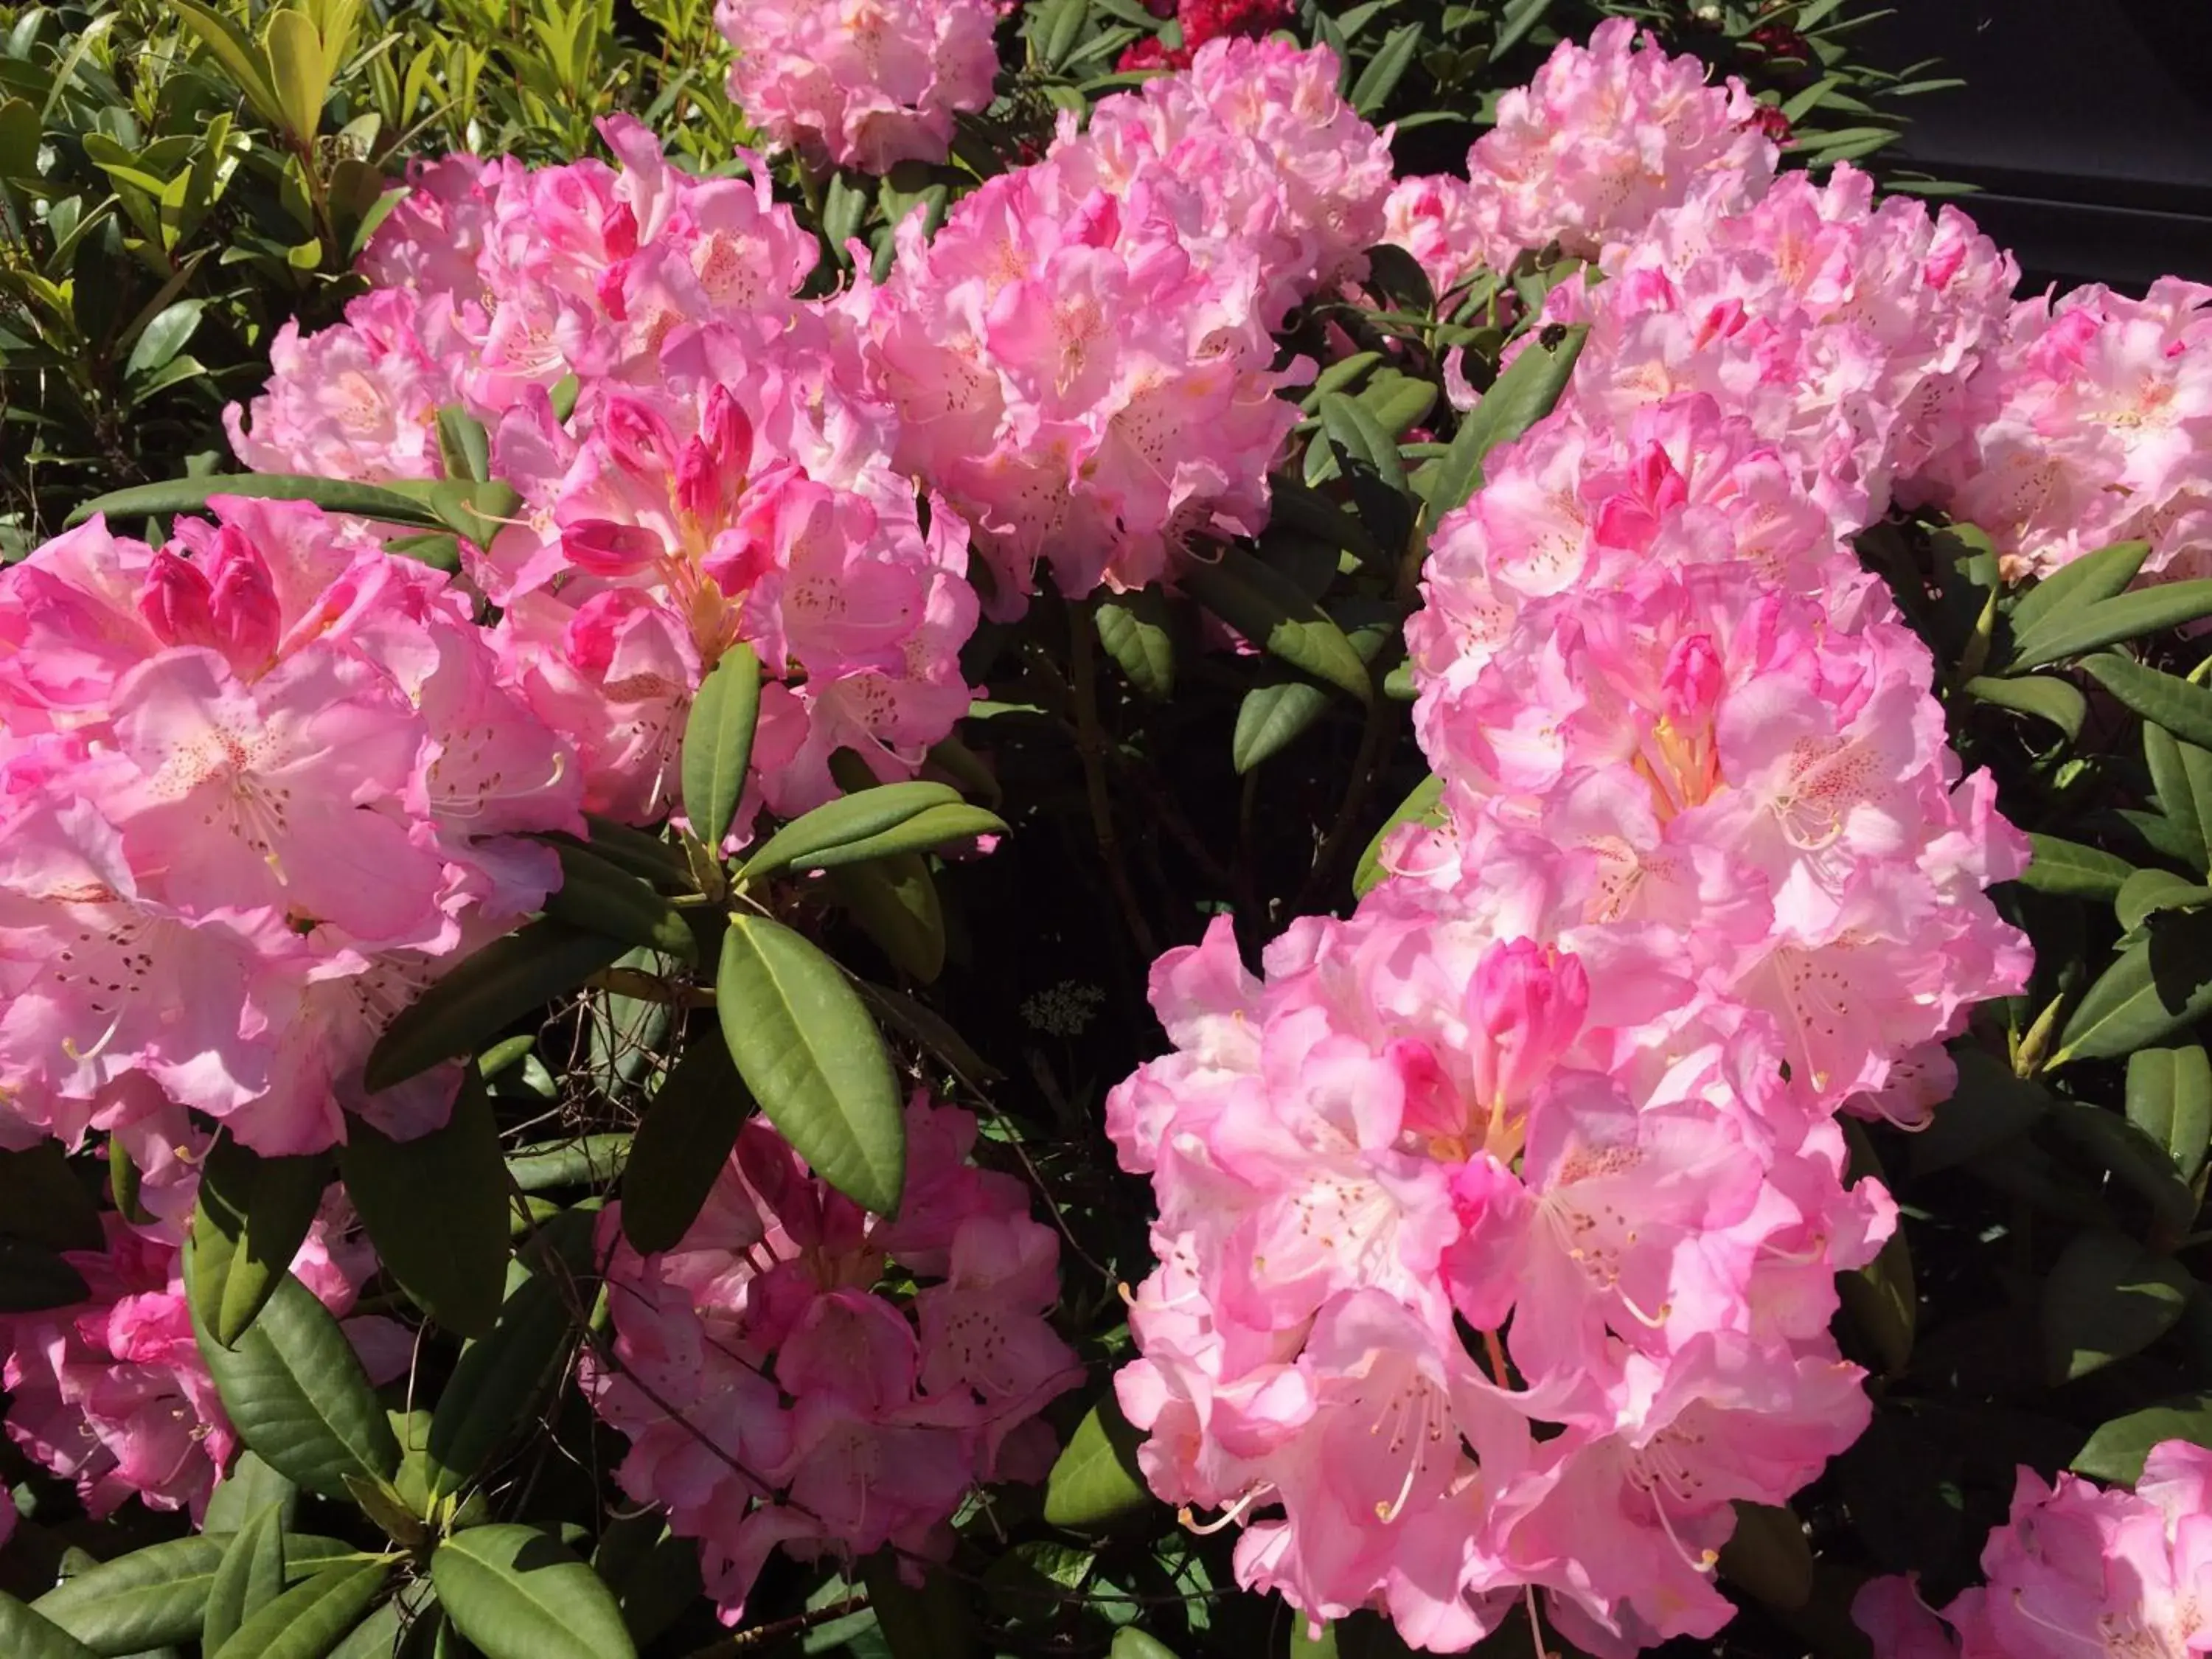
[
  {"x1": 204, "y1": 529, "x2": 282, "y2": 672},
  {"x1": 138, "y1": 549, "x2": 218, "y2": 650},
  {"x1": 561, "y1": 518, "x2": 665, "y2": 577},
  {"x1": 602, "y1": 202, "x2": 640, "y2": 263},
  {"x1": 601, "y1": 397, "x2": 678, "y2": 480},
  {"x1": 1660, "y1": 632, "x2": 1723, "y2": 723},
  {"x1": 678, "y1": 387, "x2": 753, "y2": 524},
  {"x1": 1466, "y1": 939, "x2": 1588, "y2": 1108}
]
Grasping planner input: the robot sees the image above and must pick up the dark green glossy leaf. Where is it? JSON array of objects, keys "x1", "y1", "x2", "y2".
[
  {"x1": 2127, "y1": 1045, "x2": 2212, "y2": 1188},
  {"x1": 1717, "y1": 1502, "x2": 1812, "y2": 1613},
  {"x1": 1350, "y1": 22, "x2": 1422, "y2": 116},
  {"x1": 2054, "y1": 908, "x2": 2212, "y2": 1065},
  {"x1": 189, "y1": 1138, "x2": 327, "y2": 1349},
  {"x1": 364, "y1": 918, "x2": 630, "y2": 1092},
  {"x1": 431, "y1": 1526, "x2": 637, "y2": 1659},
  {"x1": 738, "y1": 782, "x2": 963, "y2": 880},
  {"x1": 189, "y1": 1262, "x2": 400, "y2": 1500},
  {"x1": 0, "y1": 1141, "x2": 105, "y2": 1251},
  {"x1": 338, "y1": 1068, "x2": 508, "y2": 1338},
  {"x1": 434, "y1": 406, "x2": 490, "y2": 484},
  {"x1": 1910, "y1": 1050, "x2": 2049, "y2": 1177},
  {"x1": 1416, "y1": 324, "x2": 1586, "y2": 516},
  {"x1": 203, "y1": 1505, "x2": 288, "y2": 1655},
  {"x1": 621, "y1": 1032, "x2": 749, "y2": 1254},
  {"x1": 717, "y1": 915, "x2": 903, "y2": 1215},
  {"x1": 2116, "y1": 869, "x2": 2211, "y2": 932},
  {"x1": 0, "y1": 1593, "x2": 99, "y2": 1659},
  {"x1": 680, "y1": 644, "x2": 762, "y2": 853},
  {"x1": 1964, "y1": 674, "x2": 2086, "y2": 740},
  {"x1": 2011, "y1": 583, "x2": 2212, "y2": 670},
  {"x1": 1181, "y1": 547, "x2": 1374, "y2": 703},
  {"x1": 2041, "y1": 1228, "x2": 2191, "y2": 1382},
  {"x1": 2007, "y1": 538, "x2": 2149, "y2": 644},
  {"x1": 2045, "y1": 1102, "x2": 2199, "y2": 1234},
  {"x1": 827, "y1": 852, "x2": 946, "y2": 983},
  {"x1": 426, "y1": 1264, "x2": 582, "y2": 1501},
  {"x1": 2018, "y1": 833, "x2": 2136, "y2": 901},
  {"x1": 210, "y1": 1559, "x2": 387, "y2": 1659},
  {"x1": 543, "y1": 842, "x2": 698, "y2": 964},
  {"x1": 65, "y1": 474, "x2": 444, "y2": 532},
  {"x1": 1316, "y1": 392, "x2": 1407, "y2": 495},
  {"x1": 34, "y1": 1537, "x2": 353, "y2": 1654},
  {"x1": 2073, "y1": 1394, "x2": 2212, "y2": 1485},
  {"x1": 1043, "y1": 1394, "x2": 1153, "y2": 1531},
  {"x1": 1094, "y1": 591, "x2": 1176, "y2": 700},
  {"x1": 861, "y1": 1554, "x2": 973, "y2": 1659}
]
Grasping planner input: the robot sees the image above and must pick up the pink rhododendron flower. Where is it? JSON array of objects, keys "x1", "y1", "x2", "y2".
[
  {"x1": 1467, "y1": 16, "x2": 1777, "y2": 268},
  {"x1": 0, "y1": 1186, "x2": 406, "y2": 1521},
  {"x1": 0, "y1": 500, "x2": 582, "y2": 1155},
  {"x1": 1855, "y1": 1439, "x2": 2212, "y2": 1658},
  {"x1": 1382, "y1": 175, "x2": 1496, "y2": 300},
  {"x1": 587, "y1": 1095, "x2": 1081, "y2": 1623},
  {"x1": 715, "y1": 0, "x2": 998, "y2": 171},
  {"x1": 1908, "y1": 276, "x2": 2212, "y2": 584}
]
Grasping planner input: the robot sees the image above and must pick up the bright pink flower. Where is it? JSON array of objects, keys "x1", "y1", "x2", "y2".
[{"x1": 588, "y1": 1096, "x2": 1080, "y2": 1624}]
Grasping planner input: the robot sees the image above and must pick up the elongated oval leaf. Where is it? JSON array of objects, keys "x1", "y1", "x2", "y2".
[
  {"x1": 365, "y1": 918, "x2": 630, "y2": 1092},
  {"x1": 2011, "y1": 585, "x2": 2212, "y2": 670},
  {"x1": 34, "y1": 1536, "x2": 353, "y2": 1653},
  {"x1": 827, "y1": 852, "x2": 947, "y2": 983},
  {"x1": 1233, "y1": 680, "x2": 1332, "y2": 775},
  {"x1": 435, "y1": 406, "x2": 491, "y2": 485},
  {"x1": 1349, "y1": 21, "x2": 1422, "y2": 115},
  {"x1": 204, "y1": 1505, "x2": 288, "y2": 1655},
  {"x1": 2128, "y1": 1045, "x2": 2212, "y2": 1187},
  {"x1": 2045, "y1": 1101, "x2": 2199, "y2": 1234},
  {"x1": 716, "y1": 915, "x2": 904, "y2": 1215},
  {"x1": 778, "y1": 802, "x2": 1004, "y2": 875},
  {"x1": 681, "y1": 644, "x2": 762, "y2": 853},
  {"x1": 738, "y1": 782, "x2": 962, "y2": 880},
  {"x1": 338, "y1": 1069, "x2": 508, "y2": 1338},
  {"x1": 542, "y1": 843, "x2": 698, "y2": 965},
  {"x1": 1094, "y1": 591, "x2": 1177, "y2": 700},
  {"x1": 1964, "y1": 673, "x2": 2087, "y2": 740},
  {"x1": 576, "y1": 818, "x2": 693, "y2": 889},
  {"x1": 2073, "y1": 1393, "x2": 2212, "y2": 1485},
  {"x1": 205, "y1": 1453, "x2": 301, "y2": 1537},
  {"x1": 191, "y1": 1139, "x2": 327, "y2": 1349},
  {"x1": 504, "y1": 1135, "x2": 631, "y2": 1193},
  {"x1": 2055, "y1": 908, "x2": 2212, "y2": 1065},
  {"x1": 1317, "y1": 392, "x2": 1408, "y2": 495},
  {"x1": 1043, "y1": 1394, "x2": 1154, "y2": 1530},
  {"x1": 189, "y1": 1260, "x2": 400, "y2": 1500},
  {"x1": 169, "y1": 0, "x2": 284, "y2": 125},
  {"x1": 2144, "y1": 723, "x2": 2211, "y2": 872},
  {"x1": 431, "y1": 1526, "x2": 637, "y2": 1659},
  {"x1": 621, "y1": 1032, "x2": 750, "y2": 1253},
  {"x1": 1112, "y1": 1632, "x2": 1182, "y2": 1659},
  {"x1": 2115, "y1": 870, "x2": 2211, "y2": 932},
  {"x1": 2042, "y1": 1228, "x2": 2191, "y2": 1382},
  {"x1": 1419, "y1": 324, "x2": 1587, "y2": 516},
  {"x1": 329, "y1": 1604, "x2": 405, "y2": 1659},
  {"x1": 66, "y1": 475, "x2": 445, "y2": 532},
  {"x1": 425, "y1": 1266, "x2": 580, "y2": 1501},
  {"x1": 1180, "y1": 548, "x2": 1374, "y2": 704},
  {"x1": 2008, "y1": 538, "x2": 2151, "y2": 644},
  {"x1": 212, "y1": 1559, "x2": 386, "y2": 1659},
  {"x1": 261, "y1": 8, "x2": 329, "y2": 145},
  {"x1": 0, "y1": 1593, "x2": 100, "y2": 1659},
  {"x1": 2081, "y1": 651, "x2": 2212, "y2": 751},
  {"x1": 2019, "y1": 832, "x2": 2136, "y2": 901}
]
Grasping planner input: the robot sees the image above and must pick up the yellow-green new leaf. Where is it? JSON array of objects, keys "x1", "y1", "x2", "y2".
[
  {"x1": 209, "y1": 1559, "x2": 386, "y2": 1659},
  {"x1": 1043, "y1": 1394, "x2": 1154, "y2": 1531},
  {"x1": 261, "y1": 10, "x2": 330, "y2": 146},
  {"x1": 716, "y1": 915, "x2": 904, "y2": 1216}
]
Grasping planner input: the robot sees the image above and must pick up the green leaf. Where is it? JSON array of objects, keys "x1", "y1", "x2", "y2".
[
  {"x1": 1416, "y1": 324, "x2": 1586, "y2": 516},
  {"x1": 431, "y1": 1526, "x2": 637, "y2": 1659},
  {"x1": 622, "y1": 1032, "x2": 749, "y2": 1253},
  {"x1": 262, "y1": 10, "x2": 330, "y2": 143},
  {"x1": 2115, "y1": 869, "x2": 2211, "y2": 932},
  {"x1": 1316, "y1": 392, "x2": 1407, "y2": 495},
  {"x1": 328, "y1": 1604, "x2": 404, "y2": 1659},
  {"x1": 2128, "y1": 1046, "x2": 2212, "y2": 1187},
  {"x1": 1095, "y1": 591, "x2": 1177, "y2": 700},
  {"x1": 2053, "y1": 908, "x2": 2212, "y2": 1065},
  {"x1": 543, "y1": 842, "x2": 698, "y2": 964},
  {"x1": 860, "y1": 1554, "x2": 973, "y2": 1659},
  {"x1": 1350, "y1": 22, "x2": 1422, "y2": 116},
  {"x1": 1910, "y1": 1049, "x2": 2049, "y2": 1176},
  {"x1": 574, "y1": 818, "x2": 693, "y2": 889},
  {"x1": 33, "y1": 1536, "x2": 353, "y2": 1653},
  {"x1": 189, "y1": 1262, "x2": 401, "y2": 1500},
  {"x1": 425, "y1": 1264, "x2": 580, "y2": 1502},
  {"x1": 1356, "y1": 369, "x2": 1436, "y2": 442},
  {"x1": 504, "y1": 1135, "x2": 630, "y2": 1193},
  {"x1": 1964, "y1": 674, "x2": 2087, "y2": 740},
  {"x1": 717, "y1": 914, "x2": 903, "y2": 1214},
  {"x1": 365, "y1": 918, "x2": 630, "y2": 1092},
  {"x1": 125, "y1": 299, "x2": 204, "y2": 380},
  {"x1": 190, "y1": 1138, "x2": 328, "y2": 1349},
  {"x1": 210, "y1": 1559, "x2": 386, "y2": 1659},
  {"x1": 0, "y1": 1594, "x2": 99, "y2": 1659},
  {"x1": 204, "y1": 1506, "x2": 288, "y2": 1655},
  {"x1": 2144, "y1": 723, "x2": 2212, "y2": 872},
  {"x1": 2041, "y1": 1227, "x2": 2191, "y2": 1383},
  {"x1": 338, "y1": 1069, "x2": 508, "y2": 1338},
  {"x1": 1717, "y1": 1502, "x2": 1812, "y2": 1613},
  {"x1": 2010, "y1": 581, "x2": 2212, "y2": 670},
  {"x1": 1043, "y1": 1393, "x2": 1154, "y2": 1531},
  {"x1": 2073, "y1": 1394, "x2": 2212, "y2": 1484},
  {"x1": 827, "y1": 852, "x2": 947, "y2": 983},
  {"x1": 170, "y1": 0, "x2": 284, "y2": 127},
  {"x1": 1181, "y1": 547, "x2": 1374, "y2": 703},
  {"x1": 2045, "y1": 1102, "x2": 2199, "y2": 1234},
  {"x1": 2083, "y1": 651, "x2": 2212, "y2": 752},
  {"x1": 435, "y1": 406, "x2": 491, "y2": 484},
  {"x1": 2017, "y1": 542, "x2": 2150, "y2": 655},
  {"x1": 65, "y1": 475, "x2": 446, "y2": 532},
  {"x1": 738, "y1": 781, "x2": 961, "y2": 880},
  {"x1": 1353, "y1": 773, "x2": 1446, "y2": 899},
  {"x1": 681, "y1": 644, "x2": 762, "y2": 852},
  {"x1": 205, "y1": 1453, "x2": 300, "y2": 1537},
  {"x1": 2017, "y1": 832, "x2": 2136, "y2": 901},
  {"x1": 1232, "y1": 680, "x2": 1334, "y2": 775}
]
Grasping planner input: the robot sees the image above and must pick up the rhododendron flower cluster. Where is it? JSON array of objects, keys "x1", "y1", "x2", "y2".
[
  {"x1": 714, "y1": 0, "x2": 998, "y2": 170},
  {"x1": 0, "y1": 497, "x2": 582, "y2": 1155},
  {"x1": 588, "y1": 1096, "x2": 1082, "y2": 1621},
  {"x1": 228, "y1": 119, "x2": 979, "y2": 828},
  {"x1": 1466, "y1": 17, "x2": 1778, "y2": 269},
  {"x1": 1103, "y1": 24, "x2": 2031, "y2": 1655},
  {"x1": 1907, "y1": 276, "x2": 2212, "y2": 584},
  {"x1": 1854, "y1": 1439, "x2": 2212, "y2": 1658},
  {"x1": 850, "y1": 36, "x2": 1391, "y2": 605},
  {"x1": 0, "y1": 1189, "x2": 406, "y2": 1521}
]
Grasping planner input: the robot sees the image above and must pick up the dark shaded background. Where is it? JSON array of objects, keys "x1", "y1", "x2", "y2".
[{"x1": 1868, "y1": 0, "x2": 2212, "y2": 291}]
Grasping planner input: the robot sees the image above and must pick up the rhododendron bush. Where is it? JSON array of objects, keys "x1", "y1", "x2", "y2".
[{"x1": 4, "y1": 3, "x2": 2212, "y2": 1658}]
